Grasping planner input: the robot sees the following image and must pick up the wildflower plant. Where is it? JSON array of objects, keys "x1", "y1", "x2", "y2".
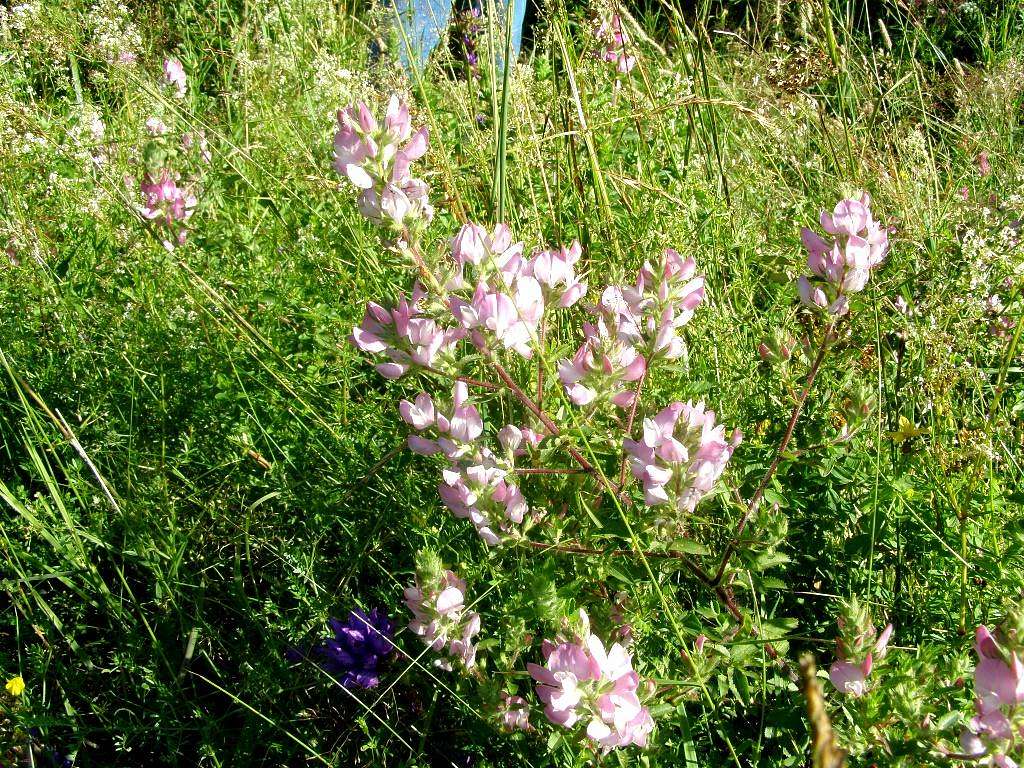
[
  {"x1": 337, "y1": 94, "x2": 900, "y2": 754},
  {"x1": 134, "y1": 58, "x2": 206, "y2": 250},
  {"x1": 298, "y1": 609, "x2": 396, "y2": 688}
]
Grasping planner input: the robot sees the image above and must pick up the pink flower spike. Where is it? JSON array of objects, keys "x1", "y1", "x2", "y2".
[{"x1": 163, "y1": 57, "x2": 187, "y2": 98}]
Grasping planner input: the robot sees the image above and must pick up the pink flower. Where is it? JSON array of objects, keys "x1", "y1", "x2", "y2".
[
  {"x1": 558, "y1": 314, "x2": 646, "y2": 408},
  {"x1": 799, "y1": 192, "x2": 888, "y2": 316},
  {"x1": 497, "y1": 424, "x2": 543, "y2": 454},
  {"x1": 977, "y1": 151, "x2": 992, "y2": 177},
  {"x1": 623, "y1": 401, "x2": 740, "y2": 520},
  {"x1": 613, "y1": 249, "x2": 705, "y2": 360},
  {"x1": 828, "y1": 620, "x2": 893, "y2": 697},
  {"x1": 145, "y1": 116, "x2": 167, "y2": 136},
  {"x1": 828, "y1": 660, "x2": 868, "y2": 697},
  {"x1": 449, "y1": 222, "x2": 524, "y2": 286},
  {"x1": 961, "y1": 623, "x2": 1024, "y2": 764},
  {"x1": 138, "y1": 169, "x2": 197, "y2": 249},
  {"x1": 975, "y1": 626, "x2": 1024, "y2": 712},
  {"x1": 498, "y1": 693, "x2": 532, "y2": 731},
  {"x1": 439, "y1": 462, "x2": 527, "y2": 545},
  {"x1": 595, "y1": 15, "x2": 636, "y2": 74},
  {"x1": 524, "y1": 240, "x2": 587, "y2": 308},
  {"x1": 333, "y1": 96, "x2": 432, "y2": 229},
  {"x1": 404, "y1": 569, "x2": 481, "y2": 670},
  {"x1": 401, "y1": 384, "x2": 530, "y2": 545},
  {"x1": 450, "y1": 277, "x2": 543, "y2": 359},
  {"x1": 350, "y1": 287, "x2": 462, "y2": 379},
  {"x1": 163, "y1": 57, "x2": 187, "y2": 98},
  {"x1": 528, "y1": 613, "x2": 654, "y2": 751}
]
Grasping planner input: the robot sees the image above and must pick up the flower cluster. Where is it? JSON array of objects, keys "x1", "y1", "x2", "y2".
[
  {"x1": 595, "y1": 14, "x2": 636, "y2": 74},
  {"x1": 828, "y1": 600, "x2": 893, "y2": 697},
  {"x1": 623, "y1": 401, "x2": 740, "y2": 524},
  {"x1": 405, "y1": 568, "x2": 481, "y2": 670},
  {"x1": 960, "y1": 625, "x2": 1024, "y2": 765},
  {"x1": 304, "y1": 608, "x2": 395, "y2": 689},
  {"x1": 497, "y1": 692, "x2": 532, "y2": 731},
  {"x1": 163, "y1": 57, "x2": 187, "y2": 98},
  {"x1": 526, "y1": 240, "x2": 588, "y2": 309},
  {"x1": 528, "y1": 612, "x2": 654, "y2": 751},
  {"x1": 616, "y1": 248, "x2": 705, "y2": 360},
  {"x1": 138, "y1": 169, "x2": 197, "y2": 250},
  {"x1": 451, "y1": 5, "x2": 483, "y2": 81},
  {"x1": 558, "y1": 308, "x2": 646, "y2": 407},
  {"x1": 400, "y1": 383, "x2": 535, "y2": 545},
  {"x1": 333, "y1": 96, "x2": 432, "y2": 232},
  {"x1": 448, "y1": 223, "x2": 547, "y2": 359},
  {"x1": 350, "y1": 284, "x2": 463, "y2": 379},
  {"x1": 798, "y1": 193, "x2": 889, "y2": 316},
  {"x1": 559, "y1": 250, "x2": 704, "y2": 408}
]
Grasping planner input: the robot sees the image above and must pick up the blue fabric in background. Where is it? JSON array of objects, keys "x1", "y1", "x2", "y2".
[{"x1": 391, "y1": 0, "x2": 526, "y2": 67}]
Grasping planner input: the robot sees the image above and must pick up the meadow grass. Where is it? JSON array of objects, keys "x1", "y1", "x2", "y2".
[{"x1": 2, "y1": 0, "x2": 1023, "y2": 765}]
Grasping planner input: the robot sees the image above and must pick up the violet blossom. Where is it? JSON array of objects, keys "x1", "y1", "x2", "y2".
[
  {"x1": 301, "y1": 608, "x2": 395, "y2": 689},
  {"x1": 404, "y1": 569, "x2": 481, "y2": 670},
  {"x1": 798, "y1": 192, "x2": 889, "y2": 316},
  {"x1": 527, "y1": 611, "x2": 654, "y2": 751}
]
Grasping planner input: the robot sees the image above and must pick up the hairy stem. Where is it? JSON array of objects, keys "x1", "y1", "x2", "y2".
[
  {"x1": 617, "y1": 367, "x2": 648, "y2": 489},
  {"x1": 712, "y1": 320, "x2": 837, "y2": 586},
  {"x1": 520, "y1": 538, "x2": 713, "y2": 582}
]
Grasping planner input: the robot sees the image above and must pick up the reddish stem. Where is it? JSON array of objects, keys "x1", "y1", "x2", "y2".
[
  {"x1": 711, "y1": 321, "x2": 836, "y2": 586},
  {"x1": 488, "y1": 358, "x2": 628, "y2": 501},
  {"x1": 617, "y1": 367, "x2": 648, "y2": 489},
  {"x1": 515, "y1": 467, "x2": 590, "y2": 475},
  {"x1": 421, "y1": 364, "x2": 501, "y2": 391}
]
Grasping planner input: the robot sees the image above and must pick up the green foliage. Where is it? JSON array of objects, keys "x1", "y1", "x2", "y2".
[{"x1": 1, "y1": 0, "x2": 1023, "y2": 765}]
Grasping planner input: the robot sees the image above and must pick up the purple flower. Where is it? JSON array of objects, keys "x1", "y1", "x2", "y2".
[{"x1": 303, "y1": 608, "x2": 396, "y2": 689}]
